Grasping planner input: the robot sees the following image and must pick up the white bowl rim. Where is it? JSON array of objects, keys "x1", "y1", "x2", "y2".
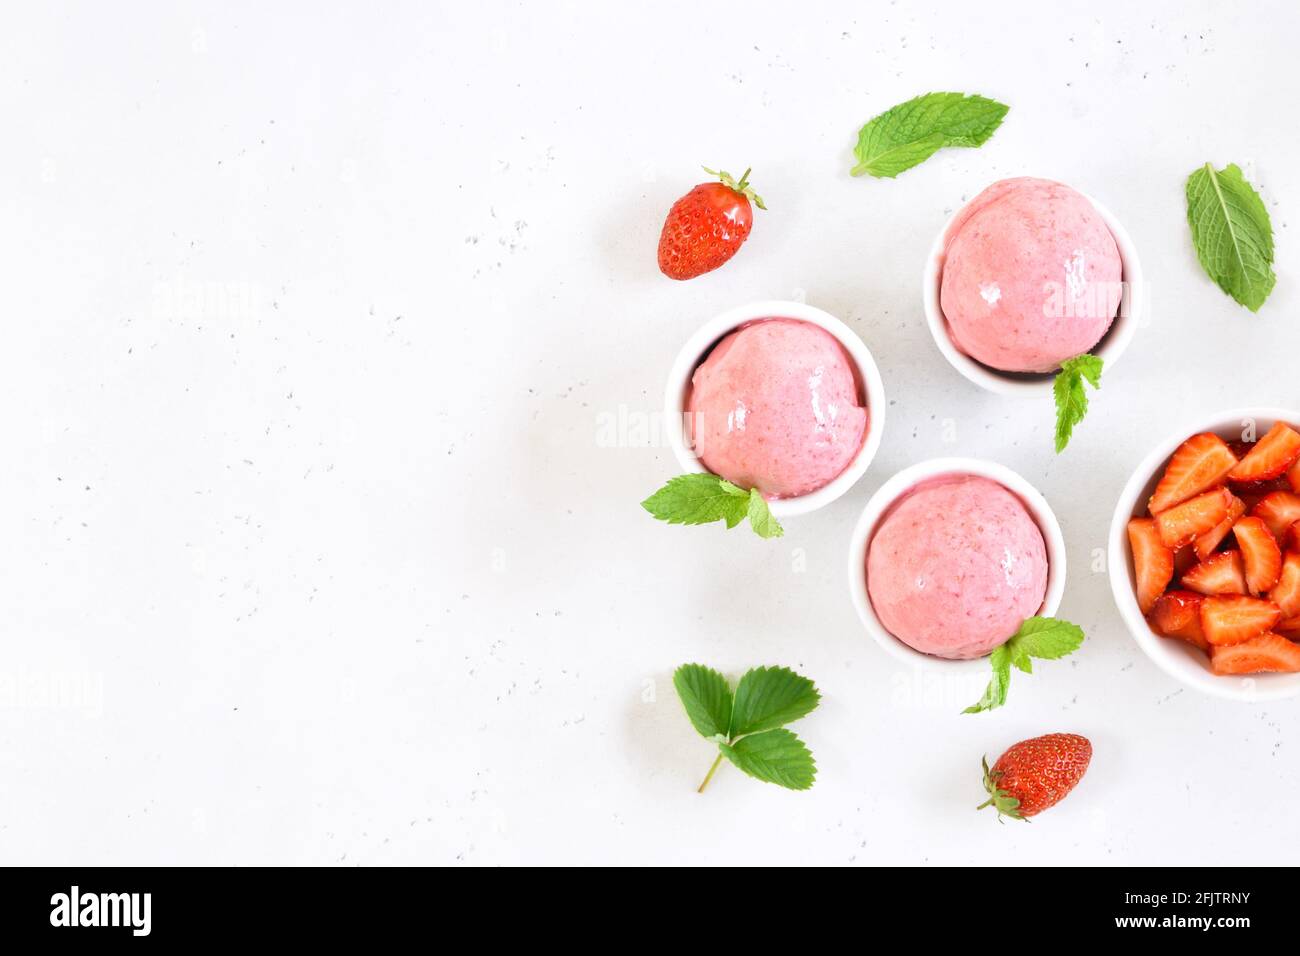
[
  {"x1": 847, "y1": 456, "x2": 1067, "y2": 671},
  {"x1": 663, "y1": 299, "x2": 887, "y2": 518},
  {"x1": 1108, "y1": 406, "x2": 1300, "y2": 702},
  {"x1": 921, "y1": 184, "x2": 1143, "y2": 397}
]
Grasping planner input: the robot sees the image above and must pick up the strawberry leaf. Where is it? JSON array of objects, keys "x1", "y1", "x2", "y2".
[
  {"x1": 672, "y1": 664, "x2": 733, "y2": 740},
  {"x1": 719, "y1": 729, "x2": 817, "y2": 790},
  {"x1": 729, "y1": 666, "x2": 820, "y2": 737}
]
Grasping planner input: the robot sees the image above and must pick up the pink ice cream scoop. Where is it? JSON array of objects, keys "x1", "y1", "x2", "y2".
[
  {"x1": 866, "y1": 475, "x2": 1048, "y2": 659},
  {"x1": 939, "y1": 177, "x2": 1121, "y2": 374},
  {"x1": 686, "y1": 318, "x2": 868, "y2": 499}
]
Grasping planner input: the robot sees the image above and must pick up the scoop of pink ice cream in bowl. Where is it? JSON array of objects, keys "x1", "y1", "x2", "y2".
[
  {"x1": 922, "y1": 176, "x2": 1144, "y2": 396},
  {"x1": 848, "y1": 457, "x2": 1067, "y2": 672},
  {"x1": 665, "y1": 300, "x2": 886, "y2": 517}
]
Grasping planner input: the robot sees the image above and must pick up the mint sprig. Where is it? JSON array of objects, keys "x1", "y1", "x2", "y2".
[
  {"x1": 673, "y1": 664, "x2": 819, "y2": 792},
  {"x1": 850, "y1": 92, "x2": 1009, "y2": 179},
  {"x1": 1053, "y1": 353, "x2": 1103, "y2": 453},
  {"x1": 1186, "y1": 162, "x2": 1275, "y2": 312},
  {"x1": 642, "y1": 474, "x2": 783, "y2": 539},
  {"x1": 963, "y1": 617, "x2": 1084, "y2": 714}
]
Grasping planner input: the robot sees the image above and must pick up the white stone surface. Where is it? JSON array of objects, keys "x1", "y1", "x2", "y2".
[{"x1": 2, "y1": 0, "x2": 1297, "y2": 865}]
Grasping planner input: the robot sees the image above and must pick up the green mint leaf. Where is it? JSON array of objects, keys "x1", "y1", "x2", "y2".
[
  {"x1": 642, "y1": 473, "x2": 751, "y2": 531},
  {"x1": 963, "y1": 617, "x2": 1086, "y2": 714},
  {"x1": 746, "y1": 488, "x2": 784, "y2": 539},
  {"x1": 1186, "y1": 162, "x2": 1276, "y2": 312},
  {"x1": 672, "y1": 664, "x2": 733, "y2": 740},
  {"x1": 851, "y1": 92, "x2": 1009, "y2": 178},
  {"x1": 1008, "y1": 642, "x2": 1033, "y2": 675},
  {"x1": 729, "y1": 665, "x2": 820, "y2": 737},
  {"x1": 718, "y1": 728, "x2": 816, "y2": 790},
  {"x1": 962, "y1": 643, "x2": 1011, "y2": 714},
  {"x1": 1053, "y1": 353, "x2": 1103, "y2": 453},
  {"x1": 1008, "y1": 616, "x2": 1085, "y2": 660}
]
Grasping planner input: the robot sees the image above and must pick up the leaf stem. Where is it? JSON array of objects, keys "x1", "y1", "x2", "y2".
[{"x1": 697, "y1": 752, "x2": 724, "y2": 793}]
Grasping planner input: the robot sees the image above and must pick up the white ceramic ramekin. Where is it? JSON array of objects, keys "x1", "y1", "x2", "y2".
[
  {"x1": 847, "y1": 457, "x2": 1067, "y2": 671},
  {"x1": 921, "y1": 185, "x2": 1143, "y2": 396},
  {"x1": 664, "y1": 300, "x2": 886, "y2": 518},
  {"x1": 1109, "y1": 407, "x2": 1300, "y2": 701}
]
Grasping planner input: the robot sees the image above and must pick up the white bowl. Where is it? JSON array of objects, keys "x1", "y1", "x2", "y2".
[
  {"x1": 664, "y1": 300, "x2": 886, "y2": 518},
  {"x1": 921, "y1": 185, "x2": 1143, "y2": 396},
  {"x1": 847, "y1": 457, "x2": 1067, "y2": 670},
  {"x1": 1108, "y1": 407, "x2": 1300, "y2": 701}
]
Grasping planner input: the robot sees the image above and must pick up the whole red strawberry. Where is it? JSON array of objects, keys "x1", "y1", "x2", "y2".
[
  {"x1": 657, "y1": 167, "x2": 765, "y2": 280},
  {"x1": 979, "y1": 733, "x2": 1092, "y2": 821}
]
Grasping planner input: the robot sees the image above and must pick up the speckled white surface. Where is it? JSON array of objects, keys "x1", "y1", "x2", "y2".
[{"x1": 2, "y1": 1, "x2": 1298, "y2": 865}]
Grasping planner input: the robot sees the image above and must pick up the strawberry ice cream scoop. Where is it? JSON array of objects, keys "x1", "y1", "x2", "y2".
[
  {"x1": 686, "y1": 318, "x2": 868, "y2": 499},
  {"x1": 866, "y1": 476, "x2": 1048, "y2": 659},
  {"x1": 940, "y1": 177, "x2": 1121, "y2": 374}
]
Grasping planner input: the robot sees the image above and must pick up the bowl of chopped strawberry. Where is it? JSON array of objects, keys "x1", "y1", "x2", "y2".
[{"x1": 1110, "y1": 409, "x2": 1300, "y2": 699}]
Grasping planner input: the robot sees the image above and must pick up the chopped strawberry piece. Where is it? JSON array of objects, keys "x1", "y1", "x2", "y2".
[
  {"x1": 1200, "y1": 595, "x2": 1281, "y2": 646},
  {"x1": 1148, "y1": 433, "x2": 1239, "y2": 514},
  {"x1": 1287, "y1": 523, "x2": 1300, "y2": 553},
  {"x1": 1127, "y1": 518, "x2": 1174, "y2": 614},
  {"x1": 1149, "y1": 590, "x2": 1209, "y2": 650},
  {"x1": 1268, "y1": 551, "x2": 1300, "y2": 618},
  {"x1": 1228, "y1": 422, "x2": 1300, "y2": 482},
  {"x1": 1289, "y1": 456, "x2": 1300, "y2": 494},
  {"x1": 1172, "y1": 546, "x2": 1199, "y2": 579},
  {"x1": 1193, "y1": 494, "x2": 1246, "y2": 560},
  {"x1": 1251, "y1": 491, "x2": 1300, "y2": 542},
  {"x1": 1154, "y1": 486, "x2": 1233, "y2": 549},
  {"x1": 1230, "y1": 476, "x2": 1293, "y2": 495},
  {"x1": 1181, "y1": 549, "x2": 1248, "y2": 596},
  {"x1": 1210, "y1": 632, "x2": 1300, "y2": 674},
  {"x1": 1277, "y1": 615, "x2": 1300, "y2": 636},
  {"x1": 1232, "y1": 516, "x2": 1283, "y2": 594}
]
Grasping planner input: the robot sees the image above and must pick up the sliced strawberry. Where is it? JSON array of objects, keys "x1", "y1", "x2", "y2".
[
  {"x1": 1127, "y1": 518, "x2": 1173, "y2": 614},
  {"x1": 1193, "y1": 494, "x2": 1246, "y2": 561},
  {"x1": 1232, "y1": 516, "x2": 1283, "y2": 594},
  {"x1": 1181, "y1": 549, "x2": 1248, "y2": 596},
  {"x1": 1154, "y1": 486, "x2": 1233, "y2": 549},
  {"x1": 1277, "y1": 615, "x2": 1300, "y2": 636},
  {"x1": 1237, "y1": 490, "x2": 1270, "y2": 514},
  {"x1": 1228, "y1": 422, "x2": 1300, "y2": 482},
  {"x1": 1289, "y1": 456, "x2": 1300, "y2": 494},
  {"x1": 1210, "y1": 632, "x2": 1300, "y2": 675},
  {"x1": 1230, "y1": 476, "x2": 1293, "y2": 494},
  {"x1": 1148, "y1": 433, "x2": 1238, "y2": 514},
  {"x1": 1287, "y1": 522, "x2": 1300, "y2": 554},
  {"x1": 1200, "y1": 595, "x2": 1281, "y2": 646},
  {"x1": 1251, "y1": 491, "x2": 1300, "y2": 542},
  {"x1": 1149, "y1": 590, "x2": 1209, "y2": 650},
  {"x1": 1268, "y1": 551, "x2": 1300, "y2": 618}
]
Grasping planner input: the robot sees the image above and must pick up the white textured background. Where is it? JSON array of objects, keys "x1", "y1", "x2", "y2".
[{"x1": 2, "y1": 0, "x2": 1297, "y2": 865}]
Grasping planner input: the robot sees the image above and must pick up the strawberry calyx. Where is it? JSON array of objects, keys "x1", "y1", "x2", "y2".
[
  {"x1": 976, "y1": 756, "x2": 1027, "y2": 823},
  {"x1": 702, "y1": 166, "x2": 767, "y2": 210}
]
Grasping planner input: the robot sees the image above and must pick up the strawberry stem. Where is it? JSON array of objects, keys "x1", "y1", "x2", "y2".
[{"x1": 697, "y1": 752, "x2": 724, "y2": 793}]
